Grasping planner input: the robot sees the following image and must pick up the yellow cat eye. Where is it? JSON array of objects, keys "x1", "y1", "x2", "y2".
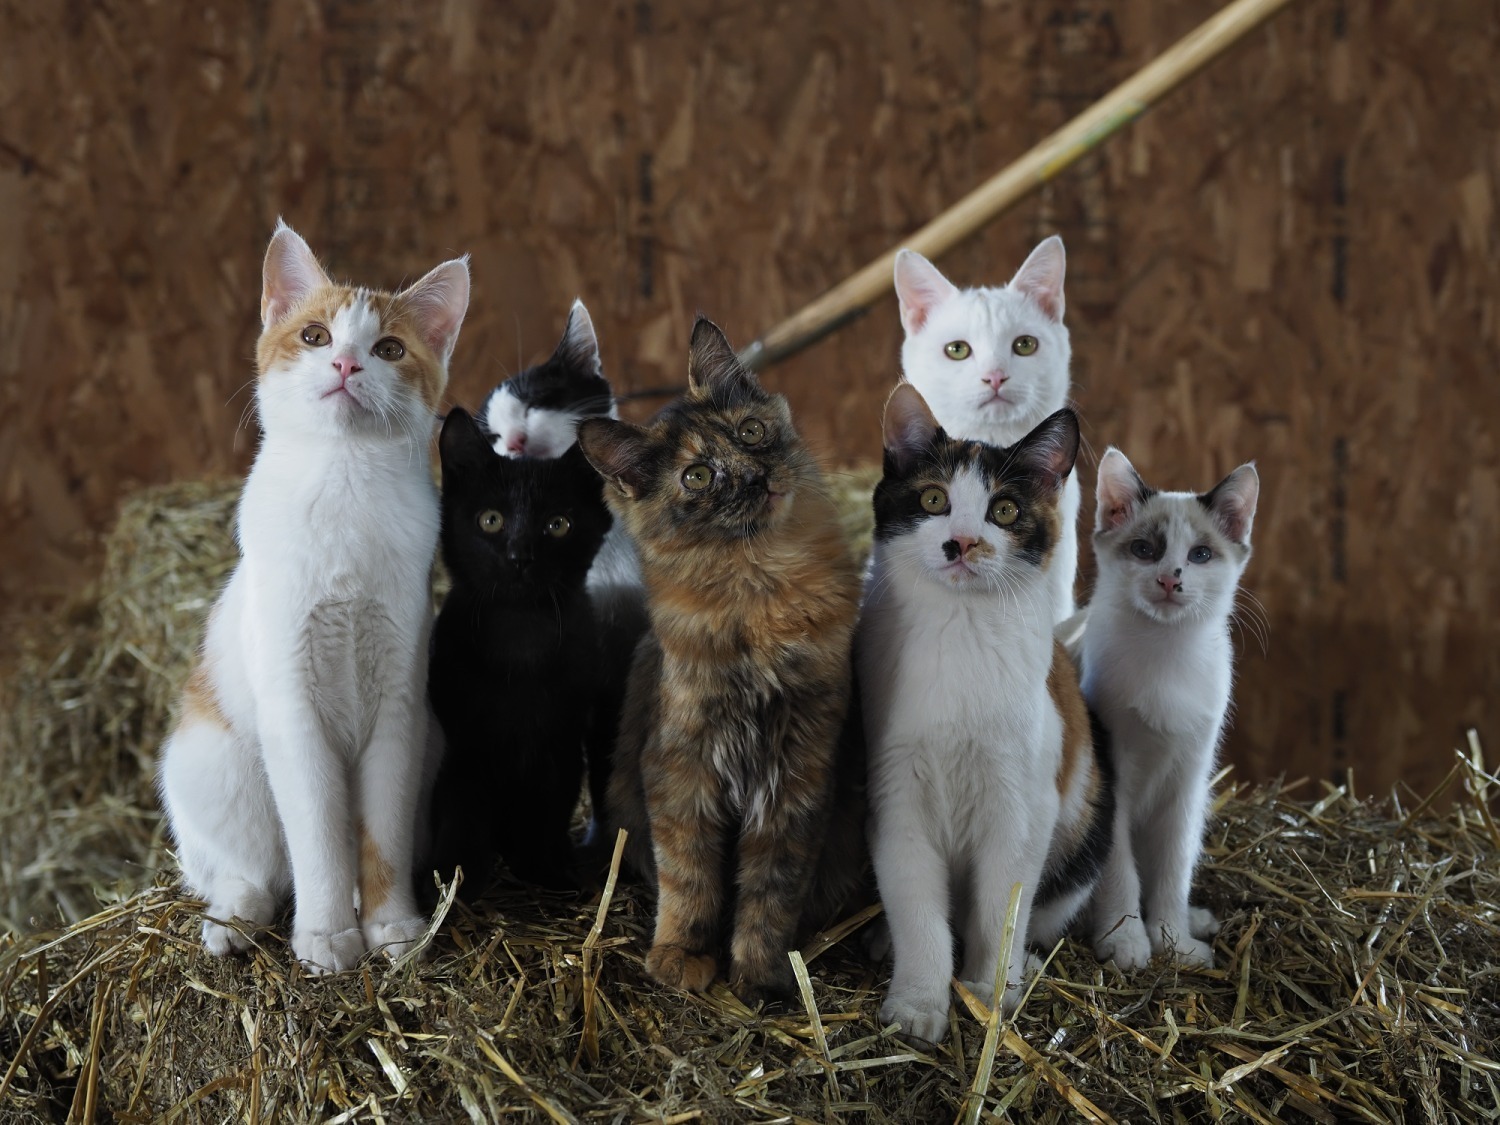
[
  {"x1": 944, "y1": 340, "x2": 972, "y2": 361},
  {"x1": 373, "y1": 337, "x2": 405, "y2": 361},
  {"x1": 1012, "y1": 335, "x2": 1039, "y2": 356},
  {"x1": 682, "y1": 464, "x2": 713, "y2": 491},
  {"x1": 477, "y1": 509, "x2": 504, "y2": 533},
  {"x1": 919, "y1": 486, "x2": 948, "y2": 513},
  {"x1": 738, "y1": 418, "x2": 766, "y2": 445},
  {"x1": 301, "y1": 324, "x2": 331, "y2": 347},
  {"x1": 545, "y1": 515, "x2": 572, "y2": 538},
  {"x1": 991, "y1": 497, "x2": 1020, "y2": 526}
]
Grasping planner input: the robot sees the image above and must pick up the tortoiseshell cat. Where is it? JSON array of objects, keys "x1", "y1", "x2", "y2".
[{"x1": 576, "y1": 318, "x2": 863, "y2": 1004}]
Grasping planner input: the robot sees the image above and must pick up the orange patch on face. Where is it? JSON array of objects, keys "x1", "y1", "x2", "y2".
[
  {"x1": 181, "y1": 664, "x2": 229, "y2": 729},
  {"x1": 1048, "y1": 639, "x2": 1090, "y2": 798},
  {"x1": 358, "y1": 821, "x2": 396, "y2": 916}
]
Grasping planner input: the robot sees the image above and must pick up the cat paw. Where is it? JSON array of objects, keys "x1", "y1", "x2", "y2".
[
  {"x1": 1189, "y1": 906, "x2": 1221, "y2": 939},
  {"x1": 729, "y1": 961, "x2": 796, "y2": 1009},
  {"x1": 1163, "y1": 934, "x2": 1216, "y2": 969},
  {"x1": 293, "y1": 927, "x2": 366, "y2": 974},
  {"x1": 202, "y1": 918, "x2": 255, "y2": 957},
  {"x1": 645, "y1": 944, "x2": 718, "y2": 992},
  {"x1": 880, "y1": 994, "x2": 949, "y2": 1048},
  {"x1": 363, "y1": 916, "x2": 428, "y2": 960},
  {"x1": 1095, "y1": 918, "x2": 1153, "y2": 971}
]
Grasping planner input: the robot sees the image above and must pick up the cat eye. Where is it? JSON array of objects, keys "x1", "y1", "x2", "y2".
[
  {"x1": 944, "y1": 341, "x2": 972, "y2": 361},
  {"x1": 1129, "y1": 539, "x2": 1158, "y2": 560},
  {"x1": 919, "y1": 486, "x2": 948, "y2": 513},
  {"x1": 477, "y1": 509, "x2": 504, "y2": 533},
  {"x1": 990, "y1": 497, "x2": 1020, "y2": 526},
  {"x1": 682, "y1": 464, "x2": 713, "y2": 491},
  {"x1": 1012, "y1": 336, "x2": 1039, "y2": 356},
  {"x1": 738, "y1": 418, "x2": 766, "y2": 445},
  {"x1": 1189, "y1": 545, "x2": 1213, "y2": 564},
  {"x1": 372, "y1": 337, "x2": 405, "y2": 361},
  {"x1": 301, "y1": 324, "x2": 331, "y2": 347},
  {"x1": 545, "y1": 515, "x2": 572, "y2": 538}
]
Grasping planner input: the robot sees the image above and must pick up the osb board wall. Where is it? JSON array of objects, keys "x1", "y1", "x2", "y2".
[{"x1": 1, "y1": 1, "x2": 1495, "y2": 793}]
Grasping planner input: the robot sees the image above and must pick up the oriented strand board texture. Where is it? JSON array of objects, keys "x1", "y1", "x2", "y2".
[{"x1": 1, "y1": 1, "x2": 1495, "y2": 791}]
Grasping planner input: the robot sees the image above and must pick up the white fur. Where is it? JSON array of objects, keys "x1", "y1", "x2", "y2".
[
  {"x1": 158, "y1": 223, "x2": 469, "y2": 973},
  {"x1": 862, "y1": 466, "x2": 1062, "y2": 1044},
  {"x1": 894, "y1": 239, "x2": 1079, "y2": 622},
  {"x1": 1082, "y1": 449, "x2": 1258, "y2": 970}
]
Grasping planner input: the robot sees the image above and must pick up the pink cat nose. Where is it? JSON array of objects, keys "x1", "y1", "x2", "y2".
[
  {"x1": 953, "y1": 536, "x2": 977, "y2": 556},
  {"x1": 332, "y1": 355, "x2": 363, "y2": 381},
  {"x1": 507, "y1": 434, "x2": 527, "y2": 455},
  {"x1": 983, "y1": 370, "x2": 1008, "y2": 390},
  {"x1": 1157, "y1": 574, "x2": 1183, "y2": 593}
]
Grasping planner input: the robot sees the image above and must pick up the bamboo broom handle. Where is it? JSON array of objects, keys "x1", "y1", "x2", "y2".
[{"x1": 739, "y1": 0, "x2": 1298, "y2": 372}]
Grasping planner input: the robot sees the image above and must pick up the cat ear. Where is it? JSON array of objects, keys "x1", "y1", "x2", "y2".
[
  {"x1": 1201, "y1": 463, "x2": 1259, "y2": 545},
  {"x1": 687, "y1": 317, "x2": 763, "y2": 405},
  {"x1": 261, "y1": 219, "x2": 330, "y2": 327},
  {"x1": 1012, "y1": 407, "x2": 1079, "y2": 490},
  {"x1": 893, "y1": 250, "x2": 959, "y2": 335},
  {"x1": 882, "y1": 383, "x2": 943, "y2": 473},
  {"x1": 1096, "y1": 447, "x2": 1150, "y2": 532},
  {"x1": 397, "y1": 256, "x2": 471, "y2": 365},
  {"x1": 554, "y1": 298, "x2": 602, "y2": 376},
  {"x1": 577, "y1": 417, "x2": 651, "y2": 499},
  {"x1": 1008, "y1": 235, "x2": 1066, "y2": 322},
  {"x1": 438, "y1": 407, "x2": 495, "y2": 474}
]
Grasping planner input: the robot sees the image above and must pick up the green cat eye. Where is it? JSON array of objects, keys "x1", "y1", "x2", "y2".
[
  {"x1": 682, "y1": 464, "x2": 713, "y2": 491},
  {"x1": 738, "y1": 418, "x2": 766, "y2": 445},
  {"x1": 1012, "y1": 335, "x2": 1039, "y2": 356},
  {"x1": 919, "y1": 486, "x2": 948, "y2": 513},
  {"x1": 546, "y1": 515, "x2": 572, "y2": 538},
  {"x1": 373, "y1": 337, "x2": 405, "y2": 361},
  {"x1": 991, "y1": 497, "x2": 1019, "y2": 526},
  {"x1": 301, "y1": 323, "x2": 331, "y2": 347},
  {"x1": 478, "y1": 509, "x2": 504, "y2": 533},
  {"x1": 944, "y1": 341, "x2": 972, "y2": 361}
]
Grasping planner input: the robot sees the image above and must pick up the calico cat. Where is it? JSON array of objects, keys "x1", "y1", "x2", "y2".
[
  {"x1": 1082, "y1": 449, "x2": 1258, "y2": 970},
  {"x1": 575, "y1": 317, "x2": 863, "y2": 1005},
  {"x1": 426, "y1": 407, "x2": 612, "y2": 895},
  {"x1": 859, "y1": 384, "x2": 1113, "y2": 1045},
  {"x1": 894, "y1": 238, "x2": 1080, "y2": 622},
  {"x1": 158, "y1": 222, "x2": 469, "y2": 972},
  {"x1": 482, "y1": 299, "x2": 647, "y2": 847}
]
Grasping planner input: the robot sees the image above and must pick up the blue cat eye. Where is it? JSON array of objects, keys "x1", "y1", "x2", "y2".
[
  {"x1": 1189, "y1": 545, "x2": 1213, "y2": 564},
  {"x1": 1129, "y1": 539, "x2": 1157, "y2": 560}
]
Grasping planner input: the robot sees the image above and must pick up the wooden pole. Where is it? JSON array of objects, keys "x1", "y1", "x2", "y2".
[{"x1": 739, "y1": 0, "x2": 1298, "y2": 372}]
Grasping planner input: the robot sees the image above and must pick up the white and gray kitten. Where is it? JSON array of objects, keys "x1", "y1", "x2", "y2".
[
  {"x1": 893, "y1": 237, "x2": 1079, "y2": 622},
  {"x1": 1081, "y1": 448, "x2": 1259, "y2": 970}
]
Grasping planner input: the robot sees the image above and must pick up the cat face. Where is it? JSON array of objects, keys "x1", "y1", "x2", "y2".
[
  {"x1": 576, "y1": 318, "x2": 813, "y2": 544},
  {"x1": 894, "y1": 238, "x2": 1070, "y2": 445},
  {"x1": 1093, "y1": 448, "x2": 1259, "y2": 625},
  {"x1": 253, "y1": 221, "x2": 469, "y2": 440},
  {"x1": 438, "y1": 407, "x2": 611, "y2": 598},
  {"x1": 481, "y1": 299, "x2": 616, "y2": 458},
  {"x1": 874, "y1": 383, "x2": 1078, "y2": 603}
]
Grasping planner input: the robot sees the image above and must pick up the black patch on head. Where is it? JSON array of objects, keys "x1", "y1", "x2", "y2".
[
  {"x1": 1035, "y1": 710, "x2": 1116, "y2": 907},
  {"x1": 482, "y1": 307, "x2": 615, "y2": 423},
  {"x1": 439, "y1": 413, "x2": 612, "y2": 599}
]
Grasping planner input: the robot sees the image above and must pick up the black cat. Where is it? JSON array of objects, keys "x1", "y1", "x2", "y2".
[{"x1": 427, "y1": 407, "x2": 612, "y2": 895}]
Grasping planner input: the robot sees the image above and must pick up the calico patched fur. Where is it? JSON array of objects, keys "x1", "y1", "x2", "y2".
[
  {"x1": 576, "y1": 317, "x2": 864, "y2": 1005},
  {"x1": 426, "y1": 407, "x2": 612, "y2": 896}
]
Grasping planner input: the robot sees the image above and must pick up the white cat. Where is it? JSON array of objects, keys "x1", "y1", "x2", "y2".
[
  {"x1": 860, "y1": 385, "x2": 1114, "y2": 1045},
  {"x1": 894, "y1": 238, "x2": 1080, "y2": 622},
  {"x1": 158, "y1": 222, "x2": 469, "y2": 973},
  {"x1": 1081, "y1": 448, "x2": 1258, "y2": 970}
]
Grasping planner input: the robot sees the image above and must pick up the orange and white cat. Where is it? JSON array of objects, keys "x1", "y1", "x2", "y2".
[{"x1": 158, "y1": 222, "x2": 469, "y2": 972}]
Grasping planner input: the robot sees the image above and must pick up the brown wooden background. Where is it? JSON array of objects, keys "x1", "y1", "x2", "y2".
[{"x1": 1, "y1": 0, "x2": 1495, "y2": 795}]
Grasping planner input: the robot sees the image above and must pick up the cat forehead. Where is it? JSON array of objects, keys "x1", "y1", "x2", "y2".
[
  {"x1": 652, "y1": 394, "x2": 789, "y2": 453},
  {"x1": 919, "y1": 287, "x2": 1037, "y2": 337},
  {"x1": 1122, "y1": 491, "x2": 1228, "y2": 541}
]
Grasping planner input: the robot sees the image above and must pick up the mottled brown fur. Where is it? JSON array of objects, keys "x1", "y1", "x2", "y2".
[{"x1": 583, "y1": 319, "x2": 863, "y2": 1004}]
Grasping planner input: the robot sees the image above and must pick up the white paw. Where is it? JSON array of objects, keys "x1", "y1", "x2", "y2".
[
  {"x1": 293, "y1": 927, "x2": 366, "y2": 974},
  {"x1": 1095, "y1": 917, "x2": 1153, "y2": 970},
  {"x1": 880, "y1": 994, "x2": 949, "y2": 1047},
  {"x1": 1189, "y1": 906, "x2": 1221, "y2": 939},
  {"x1": 863, "y1": 918, "x2": 892, "y2": 962},
  {"x1": 363, "y1": 916, "x2": 427, "y2": 960},
  {"x1": 1149, "y1": 922, "x2": 1215, "y2": 969},
  {"x1": 202, "y1": 918, "x2": 252, "y2": 957}
]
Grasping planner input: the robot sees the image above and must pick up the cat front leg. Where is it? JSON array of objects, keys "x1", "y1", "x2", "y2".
[
  {"x1": 873, "y1": 825, "x2": 954, "y2": 1047},
  {"x1": 642, "y1": 753, "x2": 727, "y2": 992},
  {"x1": 1090, "y1": 797, "x2": 1152, "y2": 970},
  {"x1": 957, "y1": 812, "x2": 1048, "y2": 1017},
  {"x1": 1137, "y1": 750, "x2": 1216, "y2": 968}
]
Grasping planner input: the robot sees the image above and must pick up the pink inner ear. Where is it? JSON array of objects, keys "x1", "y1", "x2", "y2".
[{"x1": 894, "y1": 253, "x2": 957, "y2": 335}]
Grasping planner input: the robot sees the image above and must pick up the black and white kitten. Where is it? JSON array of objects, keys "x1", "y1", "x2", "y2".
[
  {"x1": 479, "y1": 300, "x2": 648, "y2": 848},
  {"x1": 427, "y1": 407, "x2": 612, "y2": 895}
]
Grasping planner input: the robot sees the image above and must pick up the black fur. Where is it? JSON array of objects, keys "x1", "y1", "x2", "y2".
[
  {"x1": 478, "y1": 304, "x2": 615, "y2": 430},
  {"x1": 427, "y1": 407, "x2": 612, "y2": 896}
]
